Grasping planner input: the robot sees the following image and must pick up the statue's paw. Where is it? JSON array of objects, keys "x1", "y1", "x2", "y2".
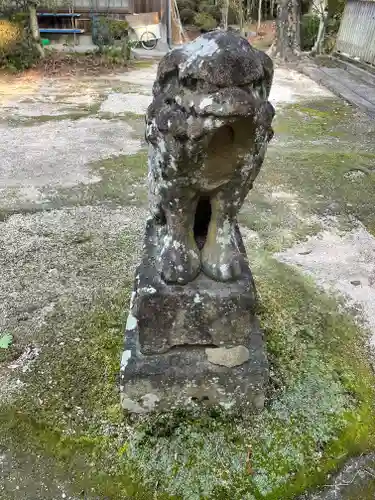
[
  {"x1": 201, "y1": 243, "x2": 245, "y2": 282},
  {"x1": 158, "y1": 240, "x2": 200, "y2": 284}
]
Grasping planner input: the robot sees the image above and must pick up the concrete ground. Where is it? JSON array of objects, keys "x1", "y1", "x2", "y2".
[
  {"x1": 1, "y1": 59, "x2": 375, "y2": 499},
  {"x1": 299, "y1": 55, "x2": 375, "y2": 118}
]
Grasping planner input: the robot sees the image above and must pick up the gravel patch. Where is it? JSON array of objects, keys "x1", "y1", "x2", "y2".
[
  {"x1": 0, "y1": 118, "x2": 141, "y2": 208},
  {"x1": 3, "y1": 101, "x2": 73, "y2": 118},
  {"x1": 100, "y1": 92, "x2": 151, "y2": 115},
  {"x1": 0, "y1": 448, "x2": 81, "y2": 500},
  {"x1": 276, "y1": 223, "x2": 375, "y2": 346},
  {"x1": 115, "y1": 65, "x2": 157, "y2": 92},
  {"x1": 0, "y1": 205, "x2": 146, "y2": 402}
]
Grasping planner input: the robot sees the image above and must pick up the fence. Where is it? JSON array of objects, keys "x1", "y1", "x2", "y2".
[{"x1": 336, "y1": 0, "x2": 375, "y2": 66}]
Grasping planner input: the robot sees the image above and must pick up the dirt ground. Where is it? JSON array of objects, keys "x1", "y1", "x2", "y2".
[{"x1": 1, "y1": 56, "x2": 375, "y2": 499}]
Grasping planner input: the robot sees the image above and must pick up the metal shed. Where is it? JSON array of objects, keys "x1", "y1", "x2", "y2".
[{"x1": 336, "y1": 0, "x2": 375, "y2": 66}]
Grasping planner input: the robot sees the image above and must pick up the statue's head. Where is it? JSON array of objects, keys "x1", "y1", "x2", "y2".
[{"x1": 146, "y1": 30, "x2": 274, "y2": 145}]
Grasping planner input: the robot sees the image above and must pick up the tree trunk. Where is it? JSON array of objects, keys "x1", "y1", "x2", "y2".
[
  {"x1": 238, "y1": 2, "x2": 245, "y2": 34},
  {"x1": 222, "y1": 0, "x2": 229, "y2": 29},
  {"x1": 257, "y1": 0, "x2": 262, "y2": 31},
  {"x1": 29, "y1": 2, "x2": 44, "y2": 57},
  {"x1": 311, "y1": 2, "x2": 329, "y2": 55},
  {"x1": 270, "y1": 0, "x2": 301, "y2": 60},
  {"x1": 247, "y1": 0, "x2": 252, "y2": 22}
]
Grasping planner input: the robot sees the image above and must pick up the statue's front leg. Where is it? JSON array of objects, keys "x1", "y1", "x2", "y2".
[
  {"x1": 158, "y1": 194, "x2": 201, "y2": 285},
  {"x1": 201, "y1": 188, "x2": 246, "y2": 282}
]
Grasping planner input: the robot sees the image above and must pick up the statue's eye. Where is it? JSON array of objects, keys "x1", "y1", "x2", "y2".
[{"x1": 182, "y1": 77, "x2": 198, "y2": 91}]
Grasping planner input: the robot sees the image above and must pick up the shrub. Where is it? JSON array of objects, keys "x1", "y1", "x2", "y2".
[
  {"x1": 324, "y1": 16, "x2": 341, "y2": 53},
  {"x1": 328, "y1": 0, "x2": 346, "y2": 18},
  {"x1": 300, "y1": 13, "x2": 320, "y2": 51},
  {"x1": 177, "y1": 0, "x2": 196, "y2": 12},
  {"x1": 199, "y1": 1, "x2": 221, "y2": 22},
  {"x1": 0, "y1": 19, "x2": 41, "y2": 71},
  {"x1": 193, "y1": 12, "x2": 217, "y2": 31},
  {"x1": 180, "y1": 7, "x2": 196, "y2": 24},
  {"x1": 96, "y1": 44, "x2": 131, "y2": 64},
  {"x1": 108, "y1": 19, "x2": 129, "y2": 40},
  {"x1": 0, "y1": 19, "x2": 22, "y2": 51},
  {"x1": 92, "y1": 16, "x2": 129, "y2": 47}
]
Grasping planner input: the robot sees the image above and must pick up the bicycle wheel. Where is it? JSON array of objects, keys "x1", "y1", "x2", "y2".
[{"x1": 140, "y1": 30, "x2": 158, "y2": 50}]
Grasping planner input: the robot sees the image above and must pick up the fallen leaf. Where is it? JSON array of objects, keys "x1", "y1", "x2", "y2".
[
  {"x1": 0, "y1": 333, "x2": 13, "y2": 349},
  {"x1": 246, "y1": 446, "x2": 254, "y2": 475}
]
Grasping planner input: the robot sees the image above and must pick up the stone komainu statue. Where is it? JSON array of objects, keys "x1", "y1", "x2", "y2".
[{"x1": 146, "y1": 30, "x2": 275, "y2": 285}]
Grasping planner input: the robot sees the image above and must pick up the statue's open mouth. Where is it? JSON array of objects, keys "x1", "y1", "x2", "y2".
[{"x1": 176, "y1": 86, "x2": 261, "y2": 120}]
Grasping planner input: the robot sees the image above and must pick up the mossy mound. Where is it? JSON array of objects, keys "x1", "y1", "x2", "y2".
[
  {"x1": 1, "y1": 97, "x2": 375, "y2": 498},
  {"x1": 1, "y1": 252, "x2": 374, "y2": 499}
]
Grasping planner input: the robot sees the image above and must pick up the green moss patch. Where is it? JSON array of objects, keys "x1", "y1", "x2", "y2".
[
  {"x1": 1, "y1": 96, "x2": 375, "y2": 498},
  {"x1": 239, "y1": 189, "x2": 321, "y2": 253},
  {"x1": 259, "y1": 100, "x2": 375, "y2": 235},
  {"x1": 123, "y1": 253, "x2": 375, "y2": 499},
  {"x1": 51, "y1": 151, "x2": 147, "y2": 209},
  {"x1": 1, "y1": 251, "x2": 374, "y2": 499}
]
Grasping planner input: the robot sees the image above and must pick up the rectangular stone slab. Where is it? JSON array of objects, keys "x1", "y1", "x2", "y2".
[
  {"x1": 120, "y1": 318, "x2": 268, "y2": 413},
  {"x1": 120, "y1": 219, "x2": 268, "y2": 414},
  {"x1": 131, "y1": 219, "x2": 258, "y2": 354}
]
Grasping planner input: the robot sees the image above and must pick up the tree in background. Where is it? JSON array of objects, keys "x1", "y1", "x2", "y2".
[
  {"x1": 270, "y1": 0, "x2": 301, "y2": 59},
  {"x1": 311, "y1": 0, "x2": 328, "y2": 54},
  {"x1": 177, "y1": 0, "x2": 344, "y2": 57},
  {"x1": 0, "y1": 0, "x2": 70, "y2": 69},
  {"x1": 28, "y1": 0, "x2": 44, "y2": 56},
  {"x1": 0, "y1": 0, "x2": 70, "y2": 57},
  {"x1": 221, "y1": 0, "x2": 229, "y2": 29},
  {"x1": 229, "y1": 0, "x2": 245, "y2": 33}
]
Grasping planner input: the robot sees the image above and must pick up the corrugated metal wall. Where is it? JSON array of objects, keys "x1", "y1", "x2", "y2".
[
  {"x1": 336, "y1": 0, "x2": 375, "y2": 65},
  {"x1": 40, "y1": 0, "x2": 165, "y2": 15},
  {"x1": 70, "y1": 0, "x2": 163, "y2": 14},
  {"x1": 41, "y1": 0, "x2": 132, "y2": 12},
  {"x1": 72, "y1": 0, "x2": 132, "y2": 11}
]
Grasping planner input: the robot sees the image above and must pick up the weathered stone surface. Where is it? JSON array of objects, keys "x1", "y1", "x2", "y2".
[
  {"x1": 298, "y1": 453, "x2": 375, "y2": 500},
  {"x1": 205, "y1": 345, "x2": 250, "y2": 368},
  {"x1": 128, "y1": 219, "x2": 257, "y2": 354},
  {"x1": 120, "y1": 220, "x2": 268, "y2": 413},
  {"x1": 120, "y1": 318, "x2": 267, "y2": 413},
  {"x1": 120, "y1": 31, "x2": 273, "y2": 414},
  {"x1": 146, "y1": 30, "x2": 274, "y2": 285}
]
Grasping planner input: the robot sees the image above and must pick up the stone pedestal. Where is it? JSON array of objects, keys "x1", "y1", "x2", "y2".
[{"x1": 120, "y1": 219, "x2": 268, "y2": 414}]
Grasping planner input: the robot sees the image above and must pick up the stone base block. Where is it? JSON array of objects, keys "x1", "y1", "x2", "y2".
[{"x1": 120, "y1": 219, "x2": 268, "y2": 414}]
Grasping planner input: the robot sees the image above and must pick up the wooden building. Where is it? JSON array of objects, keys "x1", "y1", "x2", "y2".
[
  {"x1": 38, "y1": 0, "x2": 183, "y2": 46},
  {"x1": 336, "y1": 0, "x2": 375, "y2": 67}
]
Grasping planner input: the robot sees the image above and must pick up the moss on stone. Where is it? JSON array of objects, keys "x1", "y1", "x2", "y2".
[
  {"x1": 3, "y1": 102, "x2": 105, "y2": 127},
  {"x1": 53, "y1": 151, "x2": 148, "y2": 209},
  {"x1": 4, "y1": 112, "x2": 90, "y2": 127},
  {"x1": 131, "y1": 59, "x2": 158, "y2": 69},
  {"x1": 263, "y1": 147, "x2": 375, "y2": 234},
  {"x1": 122, "y1": 253, "x2": 375, "y2": 499},
  {"x1": 239, "y1": 189, "x2": 321, "y2": 253},
  {"x1": 273, "y1": 99, "x2": 352, "y2": 140},
  {"x1": 98, "y1": 111, "x2": 145, "y2": 120}
]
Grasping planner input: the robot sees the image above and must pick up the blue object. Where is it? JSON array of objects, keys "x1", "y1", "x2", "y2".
[
  {"x1": 39, "y1": 28, "x2": 84, "y2": 34},
  {"x1": 37, "y1": 13, "x2": 81, "y2": 17}
]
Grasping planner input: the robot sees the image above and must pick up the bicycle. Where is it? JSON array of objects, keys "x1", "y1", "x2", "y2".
[{"x1": 132, "y1": 24, "x2": 160, "y2": 50}]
